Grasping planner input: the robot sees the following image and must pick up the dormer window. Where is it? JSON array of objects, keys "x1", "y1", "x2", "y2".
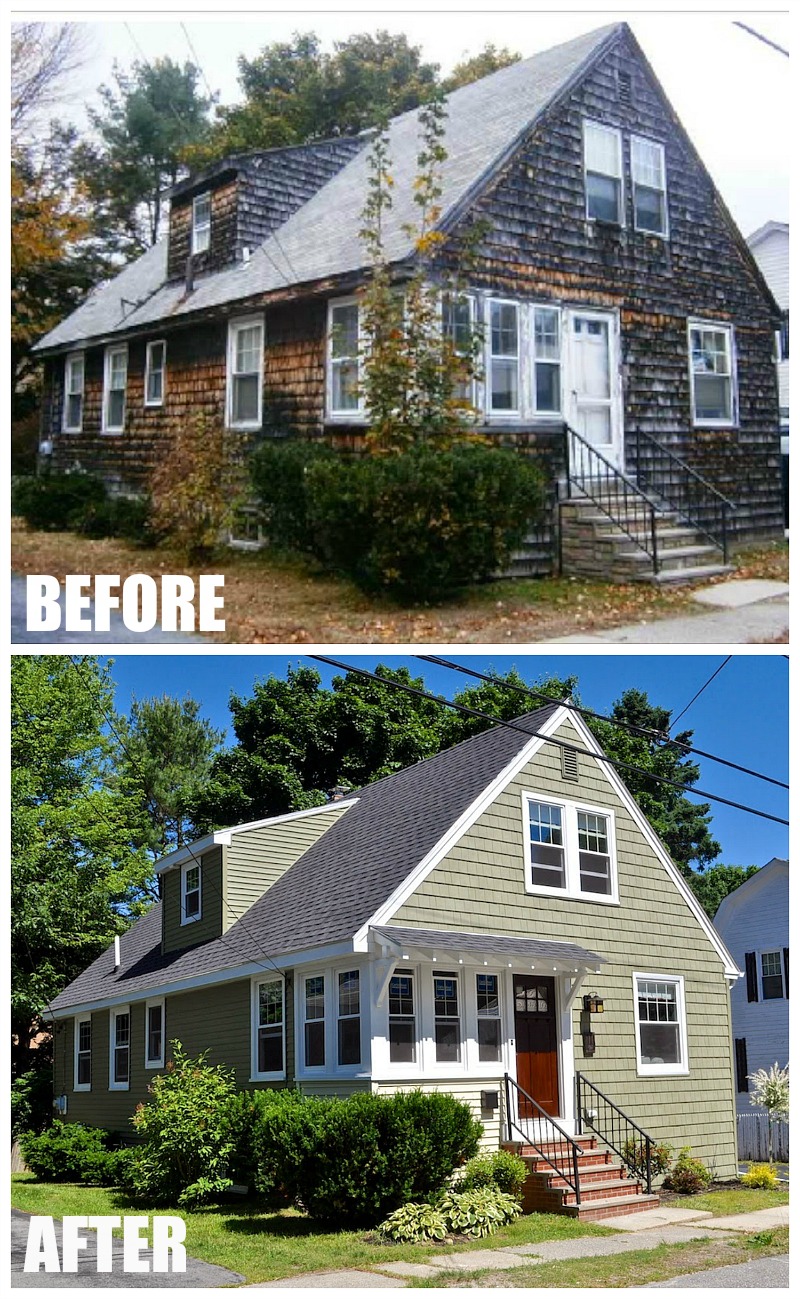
[
  {"x1": 192, "y1": 192, "x2": 211, "y2": 255},
  {"x1": 583, "y1": 120, "x2": 623, "y2": 225},
  {"x1": 181, "y1": 861, "x2": 202, "y2": 924}
]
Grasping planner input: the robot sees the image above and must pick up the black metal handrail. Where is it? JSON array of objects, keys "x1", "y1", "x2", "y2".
[
  {"x1": 630, "y1": 429, "x2": 736, "y2": 563},
  {"x1": 503, "y1": 1072, "x2": 583, "y2": 1205},
  {"x1": 575, "y1": 1072, "x2": 655, "y2": 1194},
  {"x1": 562, "y1": 424, "x2": 661, "y2": 574}
]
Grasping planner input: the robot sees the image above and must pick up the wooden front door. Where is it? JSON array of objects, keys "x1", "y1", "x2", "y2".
[{"x1": 514, "y1": 975, "x2": 560, "y2": 1117}]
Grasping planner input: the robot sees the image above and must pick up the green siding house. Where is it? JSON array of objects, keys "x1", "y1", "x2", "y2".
[{"x1": 50, "y1": 703, "x2": 741, "y2": 1186}]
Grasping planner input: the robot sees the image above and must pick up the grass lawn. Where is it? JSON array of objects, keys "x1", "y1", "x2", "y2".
[
  {"x1": 11, "y1": 519, "x2": 788, "y2": 644},
  {"x1": 11, "y1": 1175, "x2": 612, "y2": 1285},
  {"x1": 660, "y1": 1185, "x2": 789, "y2": 1216}
]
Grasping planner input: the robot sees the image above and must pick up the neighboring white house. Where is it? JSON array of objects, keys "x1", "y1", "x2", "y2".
[
  {"x1": 713, "y1": 857, "x2": 789, "y2": 1116},
  {"x1": 747, "y1": 222, "x2": 789, "y2": 429}
]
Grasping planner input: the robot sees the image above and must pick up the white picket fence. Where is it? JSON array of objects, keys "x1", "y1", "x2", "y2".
[{"x1": 737, "y1": 1112, "x2": 789, "y2": 1163}]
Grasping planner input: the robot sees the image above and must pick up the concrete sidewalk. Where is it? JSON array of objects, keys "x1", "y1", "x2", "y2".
[{"x1": 244, "y1": 1205, "x2": 789, "y2": 1288}]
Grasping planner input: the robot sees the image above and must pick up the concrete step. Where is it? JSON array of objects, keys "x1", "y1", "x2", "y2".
[
  {"x1": 610, "y1": 544, "x2": 724, "y2": 570},
  {"x1": 645, "y1": 563, "x2": 734, "y2": 585}
]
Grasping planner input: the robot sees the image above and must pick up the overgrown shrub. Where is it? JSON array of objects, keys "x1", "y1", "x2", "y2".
[
  {"x1": 437, "y1": 1187, "x2": 522, "y2": 1238},
  {"x1": 621, "y1": 1138, "x2": 673, "y2": 1178},
  {"x1": 457, "y1": 1149, "x2": 528, "y2": 1200},
  {"x1": 740, "y1": 1162, "x2": 780, "y2": 1189},
  {"x1": 378, "y1": 1201, "x2": 449, "y2": 1243},
  {"x1": 149, "y1": 414, "x2": 245, "y2": 560},
  {"x1": 662, "y1": 1146, "x2": 712, "y2": 1195},
  {"x1": 129, "y1": 1042, "x2": 238, "y2": 1207},
  {"x1": 250, "y1": 438, "x2": 337, "y2": 553},
  {"x1": 75, "y1": 494, "x2": 154, "y2": 543},
  {"x1": 12, "y1": 472, "x2": 106, "y2": 532},
  {"x1": 11, "y1": 1065, "x2": 53, "y2": 1139},
  {"x1": 19, "y1": 1122, "x2": 119, "y2": 1184},
  {"x1": 251, "y1": 1089, "x2": 482, "y2": 1226}
]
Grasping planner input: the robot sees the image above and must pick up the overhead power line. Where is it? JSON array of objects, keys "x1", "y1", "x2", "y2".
[
  {"x1": 417, "y1": 655, "x2": 786, "y2": 791},
  {"x1": 670, "y1": 657, "x2": 731, "y2": 730},
  {"x1": 179, "y1": 21, "x2": 216, "y2": 103},
  {"x1": 308, "y1": 654, "x2": 789, "y2": 827},
  {"x1": 733, "y1": 21, "x2": 789, "y2": 58}
]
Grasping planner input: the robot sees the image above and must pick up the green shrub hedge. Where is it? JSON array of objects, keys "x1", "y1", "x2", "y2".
[
  {"x1": 19, "y1": 1121, "x2": 130, "y2": 1186},
  {"x1": 12, "y1": 472, "x2": 152, "y2": 543}
]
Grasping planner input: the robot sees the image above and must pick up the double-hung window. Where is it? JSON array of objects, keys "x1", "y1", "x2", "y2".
[
  {"x1": 488, "y1": 300, "x2": 520, "y2": 413},
  {"x1": 577, "y1": 810, "x2": 612, "y2": 895},
  {"x1": 760, "y1": 950, "x2": 785, "y2": 1000},
  {"x1": 74, "y1": 1015, "x2": 91, "y2": 1090},
  {"x1": 524, "y1": 794, "x2": 617, "y2": 900},
  {"x1": 631, "y1": 135, "x2": 667, "y2": 235},
  {"x1": 433, "y1": 973, "x2": 461, "y2": 1063},
  {"x1": 337, "y1": 970, "x2": 361, "y2": 1066},
  {"x1": 527, "y1": 800, "x2": 566, "y2": 890},
  {"x1": 102, "y1": 345, "x2": 127, "y2": 434},
  {"x1": 388, "y1": 972, "x2": 416, "y2": 1063},
  {"x1": 328, "y1": 300, "x2": 362, "y2": 416},
  {"x1": 181, "y1": 861, "x2": 201, "y2": 925},
  {"x1": 476, "y1": 973, "x2": 502, "y2": 1062},
  {"x1": 109, "y1": 1007, "x2": 131, "y2": 1089},
  {"x1": 634, "y1": 974, "x2": 688, "y2": 1075},
  {"x1": 255, "y1": 978, "x2": 284, "y2": 1076},
  {"x1": 304, "y1": 975, "x2": 326, "y2": 1067},
  {"x1": 145, "y1": 999, "x2": 165, "y2": 1069},
  {"x1": 63, "y1": 353, "x2": 85, "y2": 432},
  {"x1": 688, "y1": 321, "x2": 736, "y2": 425},
  {"x1": 532, "y1": 307, "x2": 561, "y2": 413},
  {"x1": 584, "y1": 120, "x2": 623, "y2": 224},
  {"x1": 192, "y1": 192, "x2": 211, "y2": 255},
  {"x1": 227, "y1": 317, "x2": 264, "y2": 430},
  {"x1": 442, "y1": 293, "x2": 477, "y2": 406},
  {"x1": 145, "y1": 340, "x2": 166, "y2": 407}
]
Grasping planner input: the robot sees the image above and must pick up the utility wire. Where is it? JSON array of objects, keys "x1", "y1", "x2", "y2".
[
  {"x1": 179, "y1": 21, "x2": 216, "y2": 103},
  {"x1": 670, "y1": 657, "x2": 731, "y2": 731},
  {"x1": 308, "y1": 654, "x2": 788, "y2": 827},
  {"x1": 733, "y1": 21, "x2": 789, "y2": 58},
  {"x1": 417, "y1": 654, "x2": 785, "y2": 791}
]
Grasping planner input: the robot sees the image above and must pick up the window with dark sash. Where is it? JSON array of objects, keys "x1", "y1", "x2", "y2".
[
  {"x1": 76, "y1": 1017, "x2": 91, "y2": 1088},
  {"x1": 304, "y1": 975, "x2": 325, "y2": 1067},
  {"x1": 388, "y1": 972, "x2": 416, "y2": 1063},
  {"x1": 257, "y1": 979, "x2": 284, "y2": 1074},
  {"x1": 476, "y1": 973, "x2": 502, "y2": 1062},
  {"x1": 433, "y1": 973, "x2": 461, "y2": 1063},
  {"x1": 337, "y1": 970, "x2": 361, "y2": 1066}
]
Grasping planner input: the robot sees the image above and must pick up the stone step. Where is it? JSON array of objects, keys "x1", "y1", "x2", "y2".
[
  {"x1": 644, "y1": 563, "x2": 734, "y2": 585},
  {"x1": 610, "y1": 544, "x2": 724, "y2": 570}
]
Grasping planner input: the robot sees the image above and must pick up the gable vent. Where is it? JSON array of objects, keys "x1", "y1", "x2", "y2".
[
  {"x1": 561, "y1": 747, "x2": 579, "y2": 782},
  {"x1": 617, "y1": 71, "x2": 632, "y2": 105}
]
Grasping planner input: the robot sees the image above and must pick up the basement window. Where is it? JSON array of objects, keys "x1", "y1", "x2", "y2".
[
  {"x1": 192, "y1": 192, "x2": 211, "y2": 255},
  {"x1": 583, "y1": 120, "x2": 623, "y2": 225},
  {"x1": 631, "y1": 135, "x2": 668, "y2": 236},
  {"x1": 634, "y1": 974, "x2": 688, "y2": 1076}
]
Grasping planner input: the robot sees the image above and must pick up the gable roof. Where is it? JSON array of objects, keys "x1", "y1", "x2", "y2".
[
  {"x1": 34, "y1": 23, "x2": 620, "y2": 354},
  {"x1": 713, "y1": 856, "x2": 789, "y2": 926},
  {"x1": 49, "y1": 704, "x2": 561, "y2": 1013}
]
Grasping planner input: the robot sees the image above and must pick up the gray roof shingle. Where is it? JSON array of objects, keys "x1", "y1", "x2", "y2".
[
  {"x1": 35, "y1": 24, "x2": 619, "y2": 353},
  {"x1": 49, "y1": 705, "x2": 561, "y2": 1012}
]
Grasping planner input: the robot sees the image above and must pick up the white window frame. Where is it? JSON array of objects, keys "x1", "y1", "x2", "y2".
[
  {"x1": 102, "y1": 344, "x2": 128, "y2": 435},
  {"x1": 583, "y1": 119, "x2": 624, "y2": 226},
  {"x1": 144, "y1": 997, "x2": 165, "y2": 1070},
  {"x1": 326, "y1": 296, "x2": 365, "y2": 421},
  {"x1": 336, "y1": 969, "x2": 362, "y2": 1069},
  {"x1": 387, "y1": 966, "x2": 418, "y2": 1070},
  {"x1": 62, "y1": 352, "x2": 85, "y2": 433},
  {"x1": 73, "y1": 1014, "x2": 92, "y2": 1091},
  {"x1": 522, "y1": 791, "x2": 619, "y2": 903},
  {"x1": 191, "y1": 192, "x2": 211, "y2": 256},
  {"x1": 226, "y1": 315, "x2": 264, "y2": 431},
  {"x1": 251, "y1": 976, "x2": 286, "y2": 1081},
  {"x1": 486, "y1": 297, "x2": 521, "y2": 418},
  {"x1": 474, "y1": 970, "x2": 504, "y2": 1067},
  {"x1": 441, "y1": 291, "x2": 479, "y2": 411},
  {"x1": 180, "y1": 860, "x2": 202, "y2": 926},
  {"x1": 302, "y1": 972, "x2": 327, "y2": 1072},
  {"x1": 109, "y1": 1006, "x2": 131, "y2": 1091},
  {"x1": 144, "y1": 339, "x2": 167, "y2": 408},
  {"x1": 687, "y1": 319, "x2": 738, "y2": 428},
  {"x1": 633, "y1": 972, "x2": 689, "y2": 1077},
  {"x1": 631, "y1": 134, "x2": 668, "y2": 238},
  {"x1": 532, "y1": 304, "x2": 562, "y2": 417},
  {"x1": 759, "y1": 948, "x2": 786, "y2": 1001},
  {"x1": 432, "y1": 969, "x2": 463, "y2": 1065}
]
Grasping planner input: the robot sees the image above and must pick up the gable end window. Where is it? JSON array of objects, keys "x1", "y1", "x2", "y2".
[
  {"x1": 253, "y1": 977, "x2": 285, "y2": 1078},
  {"x1": 181, "y1": 861, "x2": 202, "y2": 925},
  {"x1": 102, "y1": 345, "x2": 128, "y2": 434},
  {"x1": 227, "y1": 317, "x2": 264, "y2": 430},
  {"x1": 63, "y1": 353, "x2": 85, "y2": 432},
  {"x1": 634, "y1": 974, "x2": 688, "y2": 1076},
  {"x1": 145, "y1": 340, "x2": 166, "y2": 407},
  {"x1": 523, "y1": 794, "x2": 617, "y2": 901},
  {"x1": 327, "y1": 299, "x2": 362, "y2": 417},
  {"x1": 192, "y1": 193, "x2": 211, "y2": 255},
  {"x1": 631, "y1": 136, "x2": 668, "y2": 236},
  {"x1": 145, "y1": 999, "x2": 165, "y2": 1069},
  {"x1": 74, "y1": 1015, "x2": 91, "y2": 1090},
  {"x1": 688, "y1": 321, "x2": 737, "y2": 426},
  {"x1": 109, "y1": 1007, "x2": 131, "y2": 1089},
  {"x1": 583, "y1": 120, "x2": 623, "y2": 225}
]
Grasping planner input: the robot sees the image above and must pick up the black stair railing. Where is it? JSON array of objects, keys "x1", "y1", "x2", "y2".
[
  {"x1": 576, "y1": 1072, "x2": 655, "y2": 1194},
  {"x1": 562, "y1": 424, "x2": 661, "y2": 574},
  {"x1": 629, "y1": 429, "x2": 736, "y2": 563},
  {"x1": 503, "y1": 1073, "x2": 583, "y2": 1205}
]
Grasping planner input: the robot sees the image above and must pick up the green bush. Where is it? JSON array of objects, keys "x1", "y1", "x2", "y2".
[
  {"x1": 379, "y1": 1201, "x2": 449, "y2": 1243},
  {"x1": 457, "y1": 1149, "x2": 529, "y2": 1200},
  {"x1": 12, "y1": 472, "x2": 107, "y2": 532},
  {"x1": 19, "y1": 1122, "x2": 120, "y2": 1184},
  {"x1": 663, "y1": 1146, "x2": 712, "y2": 1195},
  {"x1": 250, "y1": 438, "x2": 337, "y2": 553},
  {"x1": 129, "y1": 1042, "x2": 238, "y2": 1207},
  {"x1": 437, "y1": 1186, "x2": 523, "y2": 1238},
  {"x1": 251, "y1": 1089, "x2": 482, "y2": 1226},
  {"x1": 740, "y1": 1162, "x2": 780, "y2": 1189},
  {"x1": 11, "y1": 1065, "x2": 53, "y2": 1139},
  {"x1": 75, "y1": 494, "x2": 153, "y2": 543}
]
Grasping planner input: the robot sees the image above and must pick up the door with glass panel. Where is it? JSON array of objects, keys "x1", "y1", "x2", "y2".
[{"x1": 566, "y1": 310, "x2": 622, "y2": 469}]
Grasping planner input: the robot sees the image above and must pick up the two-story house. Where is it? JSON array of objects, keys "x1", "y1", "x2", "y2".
[
  {"x1": 48, "y1": 701, "x2": 741, "y2": 1216},
  {"x1": 33, "y1": 23, "x2": 783, "y2": 579}
]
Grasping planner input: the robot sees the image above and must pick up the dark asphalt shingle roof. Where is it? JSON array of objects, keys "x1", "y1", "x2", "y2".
[
  {"x1": 49, "y1": 705, "x2": 560, "y2": 1012},
  {"x1": 35, "y1": 24, "x2": 619, "y2": 353},
  {"x1": 370, "y1": 926, "x2": 605, "y2": 967}
]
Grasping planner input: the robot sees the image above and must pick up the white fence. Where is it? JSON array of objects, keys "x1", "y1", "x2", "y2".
[{"x1": 737, "y1": 1112, "x2": 789, "y2": 1163}]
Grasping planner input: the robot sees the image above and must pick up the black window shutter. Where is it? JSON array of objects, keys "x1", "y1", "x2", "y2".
[
  {"x1": 783, "y1": 947, "x2": 789, "y2": 998},
  {"x1": 735, "y1": 1038, "x2": 749, "y2": 1092},
  {"x1": 745, "y1": 951, "x2": 759, "y2": 1002}
]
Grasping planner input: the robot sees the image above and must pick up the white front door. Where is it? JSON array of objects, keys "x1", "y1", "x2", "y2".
[{"x1": 566, "y1": 310, "x2": 623, "y2": 470}]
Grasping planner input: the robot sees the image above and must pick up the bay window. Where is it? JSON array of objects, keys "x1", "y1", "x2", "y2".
[
  {"x1": 304, "y1": 975, "x2": 326, "y2": 1067},
  {"x1": 388, "y1": 972, "x2": 416, "y2": 1063},
  {"x1": 337, "y1": 970, "x2": 361, "y2": 1066},
  {"x1": 433, "y1": 973, "x2": 461, "y2": 1063}
]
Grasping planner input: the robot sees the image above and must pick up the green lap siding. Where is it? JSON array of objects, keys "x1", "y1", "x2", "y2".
[
  {"x1": 224, "y1": 806, "x2": 349, "y2": 929},
  {"x1": 162, "y1": 847, "x2": 223, "y2": 952},
  {"x1": 390, "y1": 715, "x2": 738, "y2": 1176}
]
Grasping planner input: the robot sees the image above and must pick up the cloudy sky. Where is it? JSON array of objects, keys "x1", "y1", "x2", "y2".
[{"x1": 26, "y1": 3, "x2": 789, "y2": 237}]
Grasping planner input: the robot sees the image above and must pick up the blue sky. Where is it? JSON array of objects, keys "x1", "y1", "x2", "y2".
[{"x1": 103, "y1": 652, "x2": 788, "y2": 869}]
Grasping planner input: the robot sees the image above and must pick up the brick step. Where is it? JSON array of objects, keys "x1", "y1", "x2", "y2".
[
  {"x1": 523, "y1": 1152, "x2": 614, "y2": 1175},
  {"x1": 562, "y1": 1193, "x2": 662, "y2": 1222},
  {"x1": 543, "y1": 1164, "x2": 631, "y2": 1188}
]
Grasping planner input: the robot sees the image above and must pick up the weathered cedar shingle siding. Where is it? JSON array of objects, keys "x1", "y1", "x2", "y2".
[{"x1": 167, "y1": 177, "x2": 239, "y2": 279}]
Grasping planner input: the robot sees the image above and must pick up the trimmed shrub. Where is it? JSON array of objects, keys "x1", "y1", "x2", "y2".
[
  {"x1": 437, "y1": 1187, "x2": 522, "y2": 1238},
  {"x1": 129, "y1": 1043, "x2": 238, "y2": 1207},
  {"x1": 12, "y1": 472, "x2": 106, "y2": 532},
  {"x1": 20, "y1": 1122, "x2": 118, "y2": 1184},
  {"x1": 379, "y1": 1202, "x2": 449, "y2": 1243},
  {"x1": 250, "y1": 438, "x2": 337, "y2": 553},
  {"x1": 662, "y1": 1146, "x2": 712, "y2": 1194},
  {"x1": 251, "y1": 1089, "x2": 482, "y2": 1226},
  {"x1": 740, "y1": 1162, "x2": 780, "y2": 1189},
  {"x1": 11, "y1": 1065, "x2": 53, "y2": 1139},
  {"x1": 457, "y1": 1149, "x2": 528, "y2": 1200}
]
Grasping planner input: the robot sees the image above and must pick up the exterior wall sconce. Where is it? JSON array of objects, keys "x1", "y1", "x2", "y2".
[{"x1": 583, "y1": 993, "x2": 605, "y2": 1014}]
